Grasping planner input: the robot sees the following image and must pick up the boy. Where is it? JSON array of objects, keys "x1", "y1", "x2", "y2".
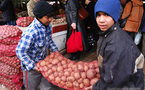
[
  {"x1": 16, "y1": 1, "x2": 58, "y2": 90},
  {"x1": 93, "y1": 0, "x2": 144, "y2": 90}
]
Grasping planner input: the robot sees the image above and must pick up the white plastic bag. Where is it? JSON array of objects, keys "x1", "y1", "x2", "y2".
[{"x1": 134, "y1": 32, "x2": 142, "y2": 45}]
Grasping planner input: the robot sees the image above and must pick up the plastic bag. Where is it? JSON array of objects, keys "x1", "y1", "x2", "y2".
[{"x1": 134, "y1": 32, "x2": 142, "y2": 45}]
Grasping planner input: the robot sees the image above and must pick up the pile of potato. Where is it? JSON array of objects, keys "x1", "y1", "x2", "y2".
[{"x1": 36, "y1": 52, "x2": 100, "y2": 89}]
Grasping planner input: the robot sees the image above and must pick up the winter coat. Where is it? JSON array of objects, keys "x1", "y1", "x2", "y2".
[
  {"x1": 65, "y1": 0, "x2": 89, "y2": 51},
  {"x1": 85, "y1": 1, "x2": 97, "y2": 30},
  {"x1": 84, "y1": 1, "x2": 99, "y2": 43},
  {"x1": 27, "y1": 0, "x2": 37, "y2": 17},
  {"x1": 93, "y1": 23, "x2": 144, "y2": 90},
  {"x1": 0, "y1": 0, "x2": 16, "y2": 22}
]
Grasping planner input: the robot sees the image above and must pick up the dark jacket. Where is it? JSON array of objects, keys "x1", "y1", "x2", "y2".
[
  {"x1": 65, "y1": 0, "x2": 89, "y2": 51},
  {"x1": 85, "y1": 1, "x2": 97, "y2": 29},
  {"x1": 93, "y1": 23, "x2": 144, "y2": 90},
  {"x1": 0, "y1": 0, "x2": 16, "y2": 22}
]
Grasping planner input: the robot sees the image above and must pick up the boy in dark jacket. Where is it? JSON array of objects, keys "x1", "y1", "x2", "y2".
[{"x1": 92, "y1": 0, "x2": 144, "y2": 90}]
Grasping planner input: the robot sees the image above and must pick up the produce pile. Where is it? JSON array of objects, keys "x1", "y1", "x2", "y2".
[
  {"x1": 16, "y1": 16, "x2": 34, "y2": 27},
  {"x1": 51, "y1": 14, "x2": 66, "y2": 25},
  {"x1": 36, "y1": 52, "x2": 100, "y2": 90},
  {"x1": 0, "y1": 25, "x2": 23, "y2": 90}
]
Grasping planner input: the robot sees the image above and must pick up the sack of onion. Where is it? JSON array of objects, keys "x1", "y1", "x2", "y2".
[
  {"x1": 0, "y1": 25, "x2": 22, "y2": 45},
  {"x1": 36, "y1": 52, "x2": 100, "y2": 90},
  {"x1": 16, "y1": 16, "x2": 34, "y2": 27}
]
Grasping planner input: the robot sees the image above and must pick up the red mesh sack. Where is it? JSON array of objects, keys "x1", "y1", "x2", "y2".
[
  {"x1": 0, "y1": 56, "x2": 21, "y2": 68},
  {"x1": 36, "y1": 52, "x2": 100, "y2": 90},
  {"x1": 0, "y1": 25, "x2": 22, "y2": 45},
  {"x1": 0, "y1": 43, "x2": 17, "y2": 56},
  {"x1": 0, "y1": 62, "x2": 21, "y2": 76},
  {"x1": 16, "y1": 16, "x2": 34, "y2": 27},
  {"x1": 0, "y1": 75, "x2": 23, "y2": 90}
]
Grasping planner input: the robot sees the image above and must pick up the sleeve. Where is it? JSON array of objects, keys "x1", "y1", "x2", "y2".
[
  {"x1": 101, "y1": 39, "x2": 133, "y2": 85},
  {"x1": 0, "y1": 0, "x2": 7, "y2": 11},
  {"x1": 27, "y1": 2, "x2": 34, "y2": 17},
  {"x1": 69, "y1": 0, "x2": 78, "y2": 23},
  {"x1": 16, "y1": 33, "x2": 36, "y2": 71}
]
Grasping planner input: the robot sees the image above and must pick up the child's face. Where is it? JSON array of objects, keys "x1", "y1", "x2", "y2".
[
  {"x1": 39, "y1": 16, "x2": 53, "y2": 26},
  {"x1": 96, "y1": 12, "x2": 114, "y2": 32}
]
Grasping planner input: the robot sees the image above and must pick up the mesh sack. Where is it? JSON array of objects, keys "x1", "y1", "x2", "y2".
[
  {"x1": 36, "y1": 52, "x2": 100, "y2": 90},
  {"x1": 0, "y1": 75, "x2": 23, "y2": 90},
  {"x1": 0, "y1": 25, "x2": 22, "y2": 45},
  {"x1": 0, "y1": 43, "x2": 17, "y2": 56},
  {"x1": 0, "y1": 56, "x2": 21, "y2": 68},
  {"x1": 16, "y1": 16, "x2": 34, "y2": 27},
  {"x1": 0, "y1": 62, "x2": 21, "y2": 76}
]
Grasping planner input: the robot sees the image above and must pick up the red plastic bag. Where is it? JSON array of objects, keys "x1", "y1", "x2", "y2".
[{"x1": 67, "y1": 30, "x2": 83, "y2": 53}]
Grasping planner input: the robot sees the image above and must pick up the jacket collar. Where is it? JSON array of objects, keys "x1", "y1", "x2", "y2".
[{"x1": 98, "y1": 23, "x2": 118, "y2": 37}]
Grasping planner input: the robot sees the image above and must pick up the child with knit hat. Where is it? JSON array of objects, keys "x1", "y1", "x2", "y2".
[
  {"x1": 91, "y1": 0, "x2": 144, "y2": 90},
  {"x1": 16, "y1": 1, "x2": 58, "y2": 90}
]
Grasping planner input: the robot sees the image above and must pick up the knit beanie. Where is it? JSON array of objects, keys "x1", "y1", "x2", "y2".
[
  {"x1": 94, "y1": 0, "x2": 120, "y2": 22},
  {"x1": 33, "y1": 1, "x2": 54, "y2": 18}
]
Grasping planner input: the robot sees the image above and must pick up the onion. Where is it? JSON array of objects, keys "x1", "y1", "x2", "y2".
[
  {"x1": 66, "y1": 82, "x2": 73, "y2": 88},
  {"x1": 78, "y1": 78, "x2": 83, "y2": 84},
  {"x1": 52, "y1": 66, "x2": 57, "y2": 72},
  {"x1": 80, "y1": 83, "x2": 84, "y2": 89},
  {"x1": 47, "y1": 69, "x2": 52, "y2": 75},
  {"x1": 83, "y1": 79, "x2": 90, "y2": 87},
  {"x1": 88, "y1": 64, "x2": 95, "y2": 69},
  {"x1": 74, "y1": 72, "x2": 80, "y2": 79},
  {"x1": 43, "y1": 66, "x2": 48, "y2": 72},
  {"x1": 61, "y1": 60, "x2": 67, "y2": 65},
  {"x1": 78, "y1": 64, "x2": 84, "y2": 71},
  {"x1": 73, "y1": 81, "x2": 79, "y2": 88},
  {"x1": 87, "y1": 69, "x2": 96, "y2": 79},
  {"x1": 55, "y1": 77, "x2": 61, "y2": 83},
  {"x1": 40, "y1": 60, "x2": 46, "y2": 66},
  {"x1": 51, "y1": 59, "x2": 59, "y2": 65},
  {"x1": 64, "y1": 71, "x2": 70, "y2": 77},
  {"x1": 61, "y1": 76, "x2": 67, "y2": 81},
  {"x1": 49, "y1": 74, "x2": 54, "y2": 80},
  {"x1": 67, "y1": 76, "x2": 75, "y2": 82},
  {"x1": 81, "y1": 72, "x2": 86, "y2": 79},
  {"x1": 84, "y1": 65, "x2": 89, "y2": 71},
  {"x1": 57, "y1": 66, "x2": 63, "y2": 71}
]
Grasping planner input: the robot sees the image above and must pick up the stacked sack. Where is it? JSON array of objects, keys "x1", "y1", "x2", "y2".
[
  {"x1": 16, "y1": 16, "x2": 34, "y2": 27},
  {"x1": 0, "y1": 25, "x2": 23, "y2": 90},
  {"x1": 36, "y1": 52, "x2": 100, "y2": 90}
]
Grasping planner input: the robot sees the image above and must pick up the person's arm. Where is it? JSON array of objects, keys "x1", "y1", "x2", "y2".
[
  {"x1": 16, "y1": 33, "x2": 36, "y2": 71},
  {"x1": 70, "y1": 0, "x2": 78, "y2": 23},
  {"x1": 100, "y1": 39, "x2": 133, "y2": 85},
  {"x1": 27, "y1": 2, "x2": 35, "y2": 17},
  {"x1": 69, "y1": 0, "x2": 78, "y2": 29}
]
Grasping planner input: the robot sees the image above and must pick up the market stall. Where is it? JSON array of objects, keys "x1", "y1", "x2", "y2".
[{"x1": 16, "y1": 14, "x2": 67, "y2": 51}]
